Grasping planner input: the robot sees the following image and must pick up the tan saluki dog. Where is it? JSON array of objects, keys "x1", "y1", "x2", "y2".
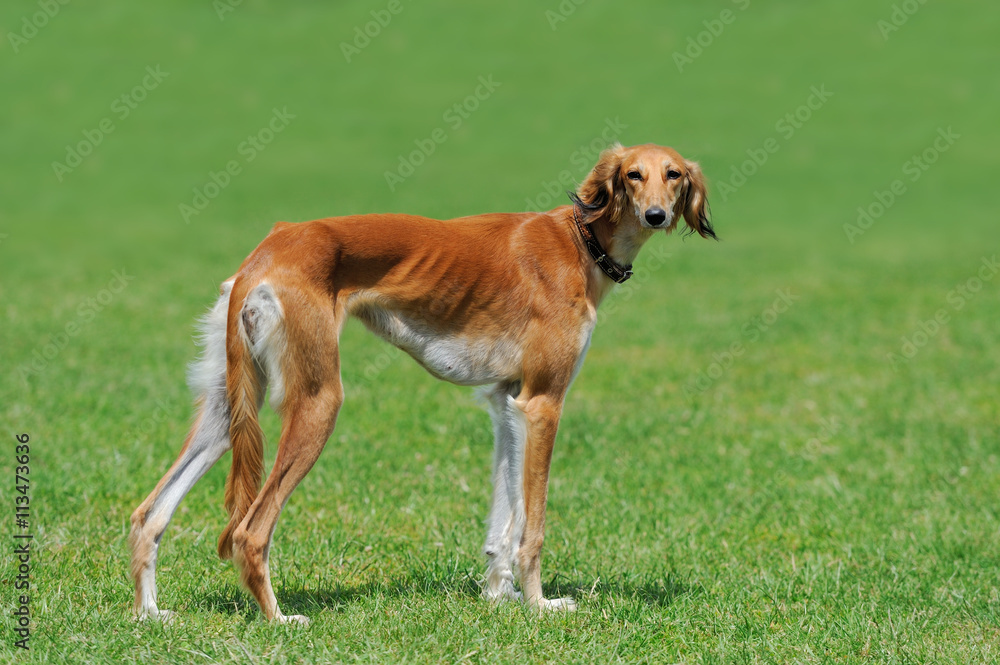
[{"x1": 129, "y1": 143, "x2": 716, "y2": 623}]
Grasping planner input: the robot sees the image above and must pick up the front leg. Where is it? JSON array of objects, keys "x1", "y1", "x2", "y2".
[{"x1": 515, "y1": 391, "x2": 577, "y2": 611}]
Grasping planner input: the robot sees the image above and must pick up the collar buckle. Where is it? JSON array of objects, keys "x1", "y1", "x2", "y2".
[{"x1": 574, "y1": 205, "x2": 634, "y2": 284}]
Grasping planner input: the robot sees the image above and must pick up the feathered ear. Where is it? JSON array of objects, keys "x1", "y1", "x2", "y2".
[
  {"x1": 682, "y1": 160, "x2": 717, "y2": 239},
  {"x1": 571, "y1": 143, "x2": 630, "y2": 223}
]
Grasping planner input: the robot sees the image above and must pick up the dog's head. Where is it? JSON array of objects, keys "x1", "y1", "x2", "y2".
[{"x1": 573, "y1": 143, "x2": 716, "y2": 239}]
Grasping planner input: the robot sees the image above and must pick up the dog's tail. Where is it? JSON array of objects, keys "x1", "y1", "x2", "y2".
[{"x1": 216, "y1": 281, "x2": 285, "y2": 560}]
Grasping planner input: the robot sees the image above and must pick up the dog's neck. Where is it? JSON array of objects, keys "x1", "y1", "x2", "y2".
[
  {"x1": 588, "y1": 214, "x2": 654, "y2": 270},
  {"x1": 582, "y1": 212, "x2": 655, "y2": 303},
  {"x1": 599, "y1": 216, "x2": 654, "y2": 266}
]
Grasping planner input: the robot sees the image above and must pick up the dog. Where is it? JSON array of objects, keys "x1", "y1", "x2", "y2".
[{"x1": 129, "y1": 142, "x2": 716, "y2": 623}]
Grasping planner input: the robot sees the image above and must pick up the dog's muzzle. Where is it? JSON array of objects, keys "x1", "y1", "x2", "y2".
[{"x1": 644, "y1": 207, "x2": 667, "y2": 227}]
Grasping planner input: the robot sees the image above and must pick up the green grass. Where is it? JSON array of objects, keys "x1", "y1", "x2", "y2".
[{"x1": 1, "y1": 0, "x2": 998, "y2": 662}]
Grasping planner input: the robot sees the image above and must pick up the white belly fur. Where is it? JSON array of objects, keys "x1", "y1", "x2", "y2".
[{"x1": 351, "y1": 302, "x2": 523, "y2": 386}]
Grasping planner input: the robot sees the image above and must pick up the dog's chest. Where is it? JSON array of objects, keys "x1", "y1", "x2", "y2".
[{"x1": 353, "y1": 304, "x2": 522, "y2": 386}]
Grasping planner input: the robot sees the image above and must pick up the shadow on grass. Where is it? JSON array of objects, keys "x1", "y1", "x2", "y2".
[
  {"x1": 559, "y1": 571, "x2": 695, "y2": 609},
  {"x1": 198, "y1": 568, "x2": 695, "y2": 619}
]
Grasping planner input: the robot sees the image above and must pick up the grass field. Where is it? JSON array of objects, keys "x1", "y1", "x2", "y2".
[{"x1": 1, "y1": 1, "x2": 998, "y2": 662}]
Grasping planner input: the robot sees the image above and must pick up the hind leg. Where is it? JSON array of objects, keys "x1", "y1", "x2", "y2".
[
  {"x1": 482, "y1": 381, "x2": 525, "y2": 602},
  {"x1": 232, "y1": 380, "x2": 343, "y2": 624},
  {"x1": 129, "y1": 392, "x2": 230, "y2": 620}
]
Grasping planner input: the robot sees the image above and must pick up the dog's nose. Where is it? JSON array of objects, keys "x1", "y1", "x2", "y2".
[{"x1": 644, "y1": 207, "x2": 667, "y2": 226}]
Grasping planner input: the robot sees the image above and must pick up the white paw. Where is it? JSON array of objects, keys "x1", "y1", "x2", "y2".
[
  {"x1": 136, "y1": 608, "x2": 176, "y2": 624},
  {"x1": 482, "y1": 580, "x2": 523, "y2": 603},
  {"x1": 538, "y1": 597, "x2": 577, "y2": 612},
  {"x1": 274, "y1": 613, "x2": 310, "y2": 626}
]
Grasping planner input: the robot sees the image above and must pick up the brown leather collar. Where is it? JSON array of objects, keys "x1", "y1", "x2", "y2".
[{"x1": 572, "y1": 205, "x2": 633, "y2": 284}]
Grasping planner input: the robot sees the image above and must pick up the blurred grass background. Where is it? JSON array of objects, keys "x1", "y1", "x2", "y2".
[{"x1": 1, "y1": 1, "x2": 998, "y2": 662}]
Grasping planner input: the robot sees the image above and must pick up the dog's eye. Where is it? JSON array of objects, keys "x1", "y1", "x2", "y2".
[
  {"x1": 667, "y1": 170, "x2": 682, "y2": 180},
  {"x1": 626, "y1": 171, "x2": 643, "y2": 181}
]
